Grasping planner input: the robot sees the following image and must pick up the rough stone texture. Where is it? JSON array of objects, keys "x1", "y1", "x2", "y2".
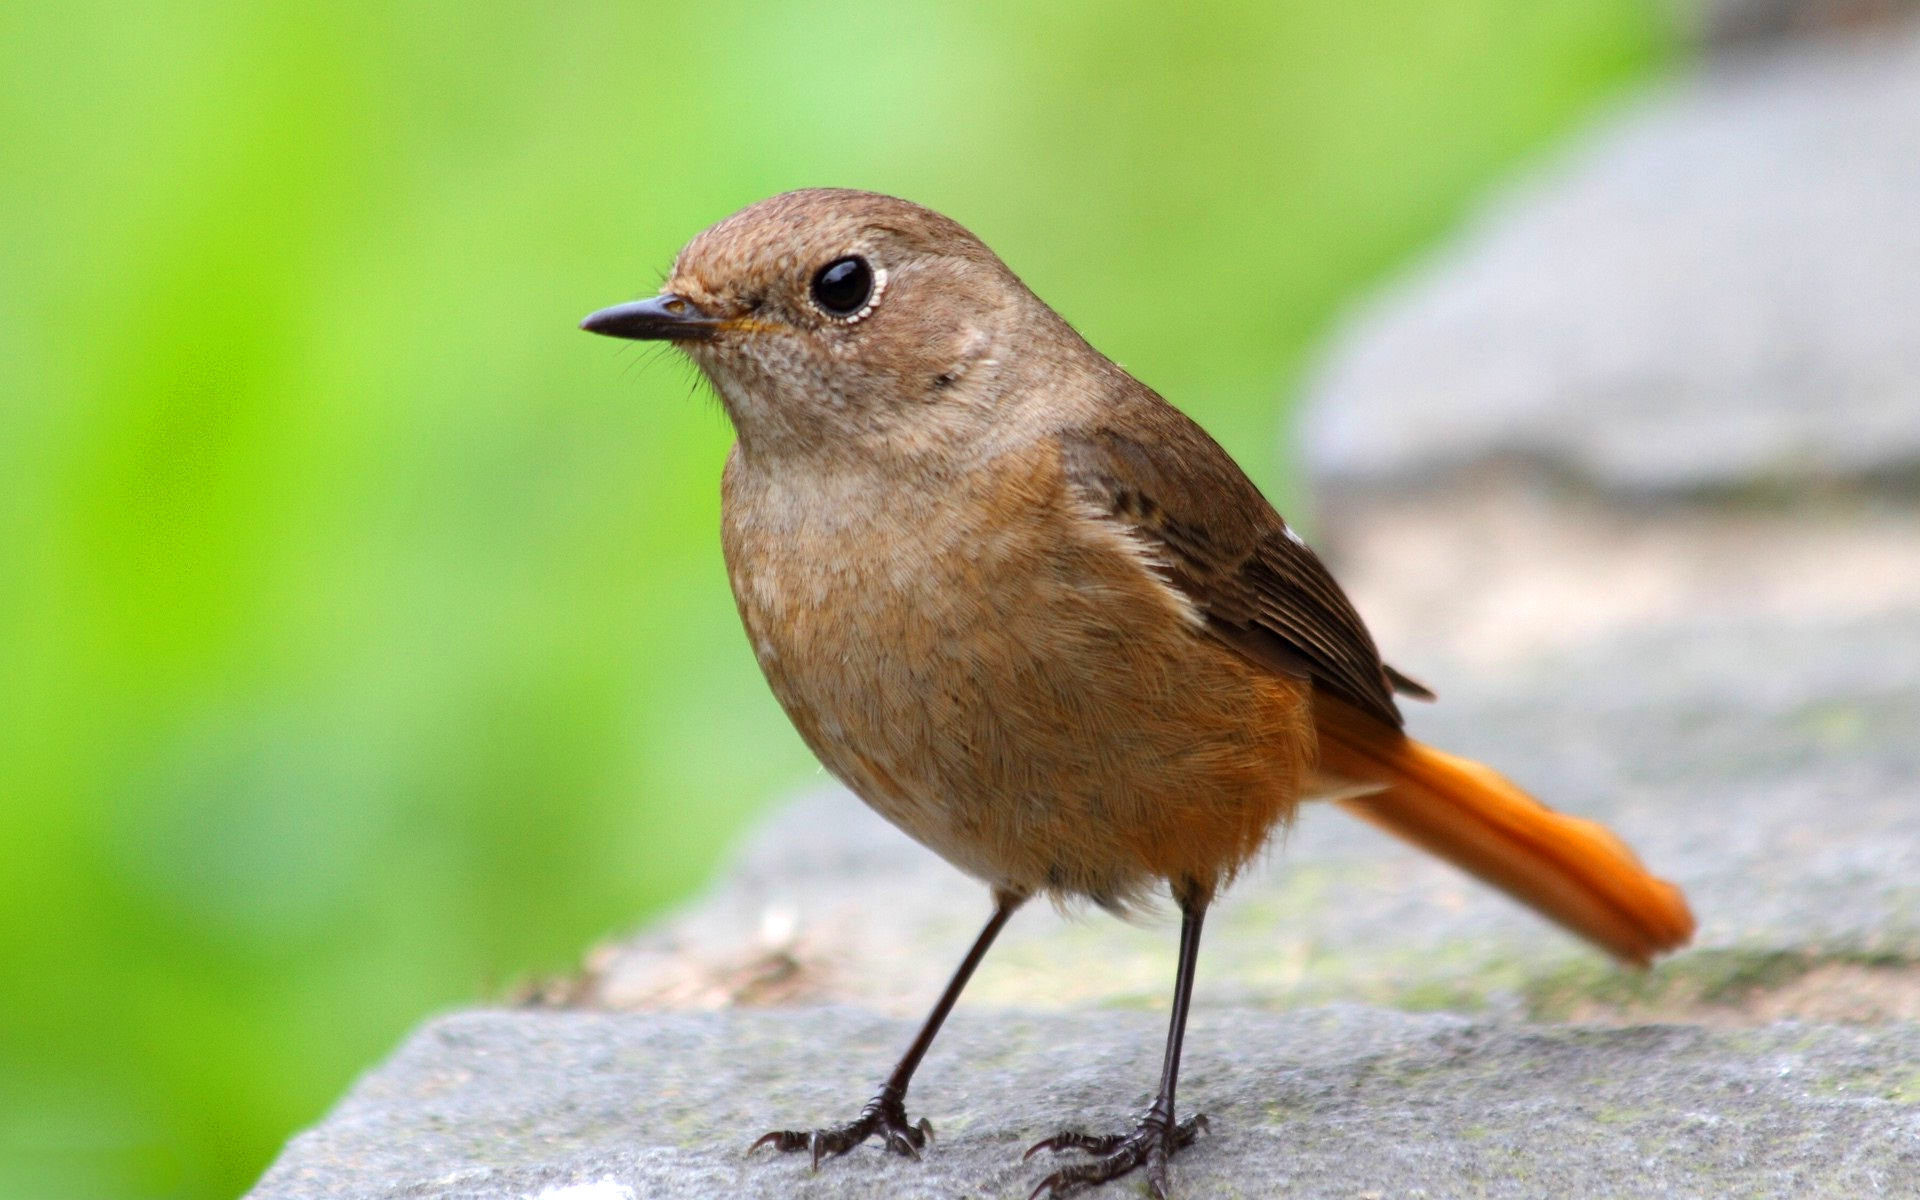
[
  {"x1": 1301, "y1": 22, "x2": 1920, "y2": 499},
  {"x1": 250, "y1": 1007, "x2": 1920, "y2": 1200}
]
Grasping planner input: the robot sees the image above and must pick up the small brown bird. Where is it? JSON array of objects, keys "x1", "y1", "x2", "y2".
[{"x1": 581, "y1": 189, "x2": 1693, "y2": 1198}]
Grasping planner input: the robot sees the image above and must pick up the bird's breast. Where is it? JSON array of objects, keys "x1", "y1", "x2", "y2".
[{"x1": 718, "y1": 439, "x2": 1310, "y2": 903}]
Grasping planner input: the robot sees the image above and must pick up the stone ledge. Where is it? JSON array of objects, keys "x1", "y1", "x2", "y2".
[{"x1": 249, "y1": 1006, "x2": 1920, "y2": 1199}]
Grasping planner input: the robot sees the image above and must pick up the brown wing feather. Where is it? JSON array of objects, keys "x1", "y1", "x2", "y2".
[{"x1": 1057, "y1": 386, "x2": 1426, "y2": 729}]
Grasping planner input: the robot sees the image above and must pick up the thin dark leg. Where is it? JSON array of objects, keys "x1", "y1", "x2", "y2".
[
  {"x1": 1026, "y1": 889, "x2": 1211, "y2": 1199},
  {"x1": 750, "y1": 889, "x2": 1025, "y2": 1167}
]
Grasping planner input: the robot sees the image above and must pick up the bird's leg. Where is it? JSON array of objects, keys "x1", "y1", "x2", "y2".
[
  {"x1": 750, "y1": 889, "x2": 1024, "y2": 1167},
  {"x1": 1025, "y1": 887, "x2": 1210, "y2": 1199}
]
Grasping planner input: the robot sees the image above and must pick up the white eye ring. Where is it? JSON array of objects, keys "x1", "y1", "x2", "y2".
[{"x1": 839, "y1": 264, "x2": 886, "y2": 325}]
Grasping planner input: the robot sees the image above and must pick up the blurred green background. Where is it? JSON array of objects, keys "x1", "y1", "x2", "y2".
[{"x1": 0, "y1": 2, "x2": 1676, "y2": 1197}]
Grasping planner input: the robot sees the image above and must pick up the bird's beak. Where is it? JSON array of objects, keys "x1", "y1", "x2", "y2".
[{"x1": 579, "y1": 294, "x2": 723, "y2": 341}]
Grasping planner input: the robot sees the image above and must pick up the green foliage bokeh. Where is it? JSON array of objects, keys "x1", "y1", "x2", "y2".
[{"x1": 0, "y1": 3, "x2": 1671, "y2": 1197}]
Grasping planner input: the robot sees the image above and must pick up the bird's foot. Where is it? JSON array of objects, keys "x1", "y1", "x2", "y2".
[
  {"x1": 749, "y1": 1088, "x2": 933, "y2": 1168},
  {"x1": 1023, "y1": 1109, "x2": 1207, "y2": 1199}
]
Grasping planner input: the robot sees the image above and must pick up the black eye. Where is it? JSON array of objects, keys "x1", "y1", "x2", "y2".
[{"x1": 810, "y1": 256, "x2": 874, "y2": 317}]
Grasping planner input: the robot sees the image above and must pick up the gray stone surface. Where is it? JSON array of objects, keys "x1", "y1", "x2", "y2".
[
  {"x1": 1301, "y1": 22, "x2": 1920, "y2": 498},
  {"x1": 250, "y1": 1007, "x2": 1920, "y2": 1199}
]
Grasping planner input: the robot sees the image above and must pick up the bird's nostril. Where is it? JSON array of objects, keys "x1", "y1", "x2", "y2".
[{"x1": 663, "y1": 296, "x2": 689, "y2": 315}]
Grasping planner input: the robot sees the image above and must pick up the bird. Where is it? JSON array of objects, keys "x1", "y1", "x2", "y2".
[{"x1": 579, "y1": 188, "x2": 1694, "y2": 1199}]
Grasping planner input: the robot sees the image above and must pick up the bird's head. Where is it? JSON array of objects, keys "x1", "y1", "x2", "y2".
[{"x1": 582, "y1": 189, "x2": 1088, "y2": 464}]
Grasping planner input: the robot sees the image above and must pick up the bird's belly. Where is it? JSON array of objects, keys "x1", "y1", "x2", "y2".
[{"x1": 723, "y1": 455, "x2": 1313, "y2": 905}]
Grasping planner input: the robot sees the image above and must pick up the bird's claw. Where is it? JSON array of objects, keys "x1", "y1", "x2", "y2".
[
  {"x1": 749, "y1": 1090, "x2": 933, "y2": 1168},
  {"x1": 1024, "y1": 1111, "x2": 1207, "y2": 1199}
]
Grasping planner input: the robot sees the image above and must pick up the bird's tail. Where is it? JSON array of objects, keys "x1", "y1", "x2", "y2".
[{"x1": 1313, "y1": 696, "x2": 1694, "y2": 966}]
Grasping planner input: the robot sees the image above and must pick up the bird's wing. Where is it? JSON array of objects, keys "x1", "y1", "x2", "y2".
[{"x1": 1057, "y1": 396, "x2": 1429, "y2": 729}]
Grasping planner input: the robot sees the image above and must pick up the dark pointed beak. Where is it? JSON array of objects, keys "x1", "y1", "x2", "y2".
[{"x1": 579, "y1": 294, "x2": 722, "y2": 341}]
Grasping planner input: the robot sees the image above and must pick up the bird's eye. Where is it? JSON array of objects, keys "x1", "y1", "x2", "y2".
[{"x1": 810, "y1": 256, "x2": 874, "y2": 318}]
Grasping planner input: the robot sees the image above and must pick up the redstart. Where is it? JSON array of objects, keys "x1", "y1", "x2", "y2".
[{"x1": 581, "y1": 189, "x2": 1692, "y2": 1198}]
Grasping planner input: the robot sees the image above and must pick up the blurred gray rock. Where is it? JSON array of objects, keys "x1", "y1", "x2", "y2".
[
  {"x1": 1310, "y1": 485, "x2": 1920, "y2": 674},
  {"x1": 1302, "y1": 22, "x2": 1920, "y2": 499},
  {"x1": 1680, "y1": 0, "x2": 1920, "y2": 46},
  {"x1": 249, "y1": 1006, "x2": 1920, "y2": 1199}
]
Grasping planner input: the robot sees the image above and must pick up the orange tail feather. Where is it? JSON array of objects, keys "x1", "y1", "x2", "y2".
[{"x1": 1315, "y1": 696, "x2": 1694, "y2": 966}]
